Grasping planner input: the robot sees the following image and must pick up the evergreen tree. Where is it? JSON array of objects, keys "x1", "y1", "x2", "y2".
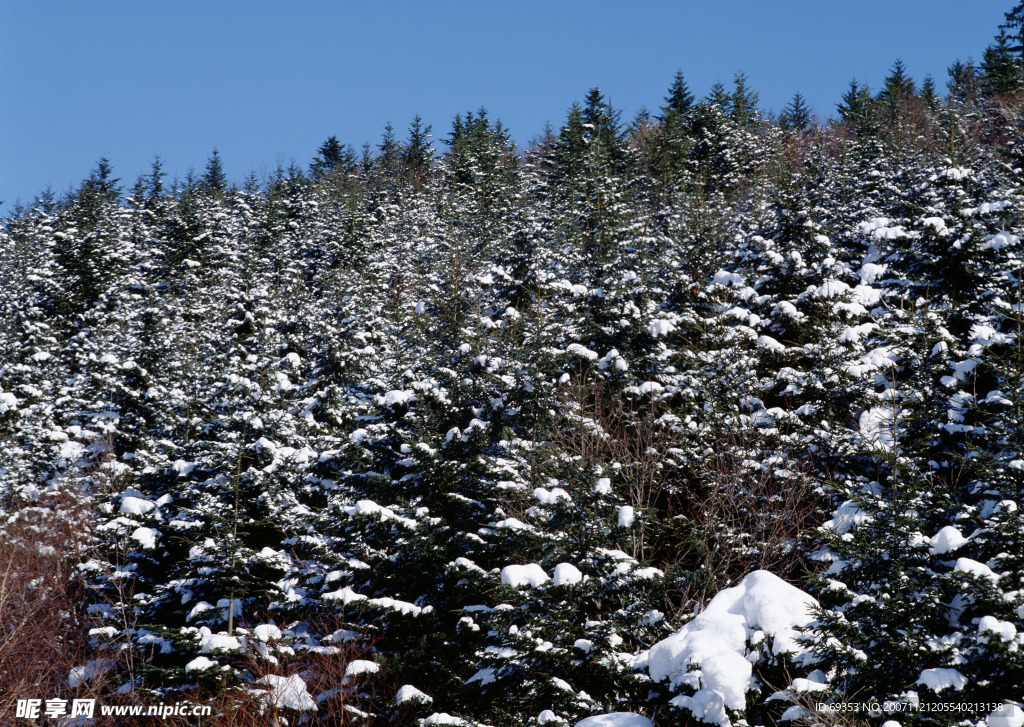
[
  {"x1": 779, "y1": 91, "x2": 811, "y2": 131},
  {"x1": 404, "y1": 114, "x2": 434, "y2": 187},
  {"x1": 982, "y1": 30, "x2": 1024, "y2": 96},
  {"x1": 837, "y1": 78, "x2": 876, "y2": 133},
  {"x1": 920, "y1": 74, "x2": 940, "y2": 110},
  {"x1": 730, "y1": 71, "x2": 760, "y2": 127},
  {"x1": 659, "y1": 70, "x2": 694, "y2": 119},
  {"x1": 1001, "y1": 1, "x2": 1024, "y2": 59},
  {"x1": 309, "y1": 134, "x2": 356, "y2": 181},
  {"x1": 948, "y1": 59, "x2": 983, "y2": 107},
  {"x1": 202, "y1": 148, "x2": 227, "y2": 196}
]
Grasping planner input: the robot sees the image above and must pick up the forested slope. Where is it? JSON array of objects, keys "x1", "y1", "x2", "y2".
[{"x1": 2, "y1": 45, "x2": 1024, "y2": 726}]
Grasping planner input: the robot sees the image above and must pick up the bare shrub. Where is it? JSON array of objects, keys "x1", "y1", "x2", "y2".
[
  {"x1": 691, "y1": 426, "x2": 829, "y2": 591},
  {"x1": 0, "y1": 489, "x2": 95, "y2": 714},
  {"x1": 547, "y1": 372, "x2": 830, "y2": 617}
]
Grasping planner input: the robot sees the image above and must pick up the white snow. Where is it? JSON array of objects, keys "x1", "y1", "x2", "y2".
[
  {"x1": 982, "y1": 231, "x2": 1018, "y2": 250},
  {"x1": 567, "y1": 343, "x2": 599, "y2": 360},
  {"x1": 344, "y1": 659, "x2": 380, "y2": 677},
  {"x1": 594, "y1": 478, "x2": 612, "y2": 495},
  {"x1": 501, "y1": 563, "x2": 549, "y2": 588},
  {"x1": 0, "y1": 391, "x2": 18, "y2": 413},
  {"x1": 323, "y1": 586, "x2": 368, "y2": 604},
  {"x1": 648, "y1": 320, "x2": 676, "y2": 337},
  {"x1": 119, "y1": 496, "x2": 157, "y2": 517},
  {"x1": 383, "y1": 390, "x2": 415, "y2": 406},
  {"x1": 954, "y1": 558, "x2": 998, "y2": 583},
  {"x1": 813, "y1": 280, "x2": 850, "y2": 299},
  {"x1": 553, "y1": 563, "x2": 583, "y2": 586},
  {"x1": 199, "y1": 627, "x2": 241, "y2": 653},
  {"x1": 494, "y1": 517, "x2": 532, "y2": 531},
  {"x1": 647, "y1": 571, "x2": 817, "y2": 712},
  {"x1": 185, "y1": 656, "x2": 218, "y2": 673},
  {"x1": 367, "y1": 596, "x2": 427, "y2": 616},
  {"x1": 256, "y1": 674, "x2": 318, "y2": 711},
  {"x1": 68, "y1": 659, "x2": 113, "y2": 688},
  {"x1": 171, "y1": 459, "x2": 195, "y2": 477},
  {"x1": 396, "y1": 684, "x2": 433, "y2": 704},
  {"x1": 929, "y1": 526, "x2": 967, "y2": 555},
  {"x1": 756, "y1": 335, "x2": 786, "y2": 352},
  {"x1": 977, "y1": 615, "x2": 1017, "y2": 642},
  {"x1": 253, "y1": 623, "x2": 282, "y2": 642},
  {"x1": 534, "y1": 486, "x2": 572, "y2": 505},
  {"x1": 131, "y1": 527, "x2": 158, "y2": 549},
  {"x1": 858, "y1": 262, "x2": 886, "y2": 284},
  {"x1": 343, "y1": 499, "x2": 418, "y2": 529},
  {"x1": 859, "y1": 406, "x2": 897, "y2": 451},
  {"x1": 599, "y1": 348, "x2": 629, "y2": 371},
  {"x1": 617, "y1": 505, "x2": 635, "y2": 528},
  {"x1": 671, "y1": 690, "x2": 728, "y2": 726},
  {"x1": 421, "y1": 714, "x2": 473, "y2": 725},
  {"x1": 712, "y1": 270, "x2": 745, "y2": 287},
  {"x1": 915, "y1": 668, "x2": 967, "y2": 692},
  {"x1": 779, "y1": 705, "x2": 812, "y2": 722},
  {"x1": 988, "y1": 704, "x2": 1024, "y2": 727},
  {"x1": 574, "y1": 714, "x2": 652, "y2": 727}
]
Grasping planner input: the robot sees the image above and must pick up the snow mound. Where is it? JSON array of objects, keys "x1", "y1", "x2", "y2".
[
  {"x1": 396, "y1": 684, "x2": 433, "y2": 704},
  {"x1": 670, "y1": 690, "x2": 728, "y2": 726},
  {"x1": 574, "y1": 714, "x2": 652, "y2": 727},
  {"x1": 421, "y1": 714, "x2": 473, "y2": 725},
  {"x1": 647, "y1": 571, "x2": 817, "y2": 712},
  {"x1": 345, "y1": 659, "x2": 380, "y2": 677},
  {"x1": 132, "y1": 527, "x2": 158, "y2": 549},
  {"x1": 989, "y1": 704, "x2": 1024, "y2": 727},
  {"x1": 120, "y1": 496, "x2": 157, "y2": 517},
  {"x1": 648, "y1": 319, "x2": 676, "y2": 337},
  {"x1": 916, "y1": 668, "x2": 967, "y2": 693},
  {"x1": 553, "y1": 562, "x2": 583, "y2": 586},
  {"x1": 929, "y1": 526, "x2": 967, "y2": 555},
  {"x1": 383, "y1": 390, "x2": 415, "y2": 406},
  {"x1": 253, "y1": 623, "x2": 282, "y2": 641},
  {"x1": 534, "y1": 486, "x2": 572, "y2": 505},
  {"x1": 256, "y1": 674, "x2": 318, "y2": 711},
  {"x1": 501, "y1": 563, "x2": 549, "y2": 588},
  {"x1": 68, "y1": 659, "x2": 113, "y2": 688},
  {"x1": 185, "y1": 656, "x2": 218, "y2": 673}
]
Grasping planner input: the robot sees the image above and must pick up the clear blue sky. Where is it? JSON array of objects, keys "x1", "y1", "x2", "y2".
[{"x1": 1, "y1": 1, "x2": 1010, "y2": 213}]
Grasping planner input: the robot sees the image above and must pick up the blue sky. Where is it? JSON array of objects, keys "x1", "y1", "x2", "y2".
[{"x1": 1, "y1": 1, "x2": 1011, "y2": 213}]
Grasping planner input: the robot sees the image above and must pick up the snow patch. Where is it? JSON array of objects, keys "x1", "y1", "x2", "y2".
[
  {"x1": 915, "y1": 668, "x2": 967, "y2": 693},
  {"x1": 256, "y1": 674, "x2": 318, "y2": 711},
  {"x1": 553, "y1": 563, "x2": 583, "y2": 586},
  {"x1": 929, "y1": 526, "x2": 967, "y2": 555},
  {"x1": 501, "y1": 563, "x2": 549, "y2": 588},
  {"x1": 396, "y1": 684, "x2": 433, "y2": 704},
  {"x1": 647, "y1": 571, "x2": 816, "y2": 712},
  {"x1": 573, "y1": 714, "x2": 652, "y2": 727}
]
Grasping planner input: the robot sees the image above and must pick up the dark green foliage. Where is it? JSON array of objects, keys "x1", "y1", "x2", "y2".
[
  {"x1": 982, "y1": 30, "x2": 1024, "y2": 96},
  {"x1": 202, "y1": 148, "x2": 227, "y2": 196},
  {"x1": 660, "y1": 70, "x2": 694, "y2": 119},
  {"x1": 309, "y1": 134, "x2": 357, "y2": 181},
  {"x1": 1001, "y1": 1, "x2": 1024, "y2": 59},
  {"x1": 779, "y1": 91, "x2": 812, "y2": 131}
]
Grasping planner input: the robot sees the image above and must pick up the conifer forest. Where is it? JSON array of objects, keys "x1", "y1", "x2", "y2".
[{"x1": 4, "y1": 7, "x2": 1024, "y2": 727}]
